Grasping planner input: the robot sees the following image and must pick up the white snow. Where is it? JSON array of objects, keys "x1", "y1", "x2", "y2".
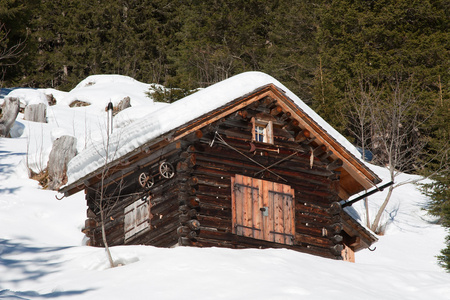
[
  {"x1": 56, "y1": 74, "x2": 154, "y2": 110},
  {"x1": 0, "y1": 73, "x2": 449, "y2": 299},
  {"x1": 5, "y1": 88, "x2": 48, "y2": 109}
]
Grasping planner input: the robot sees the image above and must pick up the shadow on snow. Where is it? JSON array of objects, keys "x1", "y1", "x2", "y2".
[
  {"x1": 0, "y1": 239, "x2": 94, "y2": 298},
  {"x1": 0, "y1": 289, "x2": 93, "y2": 299},
  {"x1": 0, "y1": 149, "x2": 26, "y2": 175}
]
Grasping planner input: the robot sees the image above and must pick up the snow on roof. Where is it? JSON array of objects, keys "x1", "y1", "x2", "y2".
[
  {"x1": 64, "y1": 71, "x2": 379, "y2": 188},
  {"x1": 55, "y1": 74, "x2": 154, "y2": 111}
]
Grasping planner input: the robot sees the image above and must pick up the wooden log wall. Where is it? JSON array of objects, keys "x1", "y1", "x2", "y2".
[
  {"x1": 83, "y1": 145, "x2": 190, "y2": 248},
  {"x1": 177, "y1": 97, "x2": 345, "y2": 259},
  {"x1": 82, "y1": 96, "x2": 346, "y2": 260}
]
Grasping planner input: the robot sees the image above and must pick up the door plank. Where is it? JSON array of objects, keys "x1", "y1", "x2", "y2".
[{"x1": 232, "y1": 174, "x2": 295, "y2": 246}]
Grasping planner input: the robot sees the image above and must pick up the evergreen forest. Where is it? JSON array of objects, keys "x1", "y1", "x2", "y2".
[{"x1": 1, "y1": 0, "x2": 449, "y2": 269}]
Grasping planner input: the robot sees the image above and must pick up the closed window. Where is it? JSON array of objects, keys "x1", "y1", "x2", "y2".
[
  {"x1": 231, "y1": 174, "x2": 295, "y2": 245},
  {"x1": 252, "y1": 118, "x2": 273, "y2": 144},
  {"x1": 255, "y1": 125, "x2": 266, "y2": 142},
  {"x1": 124, "y1": 198, "x2": 150, "y2": 241}
]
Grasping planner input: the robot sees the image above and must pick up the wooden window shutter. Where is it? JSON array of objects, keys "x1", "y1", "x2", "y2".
[
  {"x1": 232, "y1": 174, "x2": 295, "y2": 245},
  {"x1": 124, "y1": 198, "x2": 150, "y2": 241}
]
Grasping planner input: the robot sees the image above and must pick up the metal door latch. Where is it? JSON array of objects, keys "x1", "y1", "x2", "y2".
[{"x1": 260, "y1": 206, "x2": 269, "y2": 216}]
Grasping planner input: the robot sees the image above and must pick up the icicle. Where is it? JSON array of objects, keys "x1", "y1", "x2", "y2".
[{"x1": 309, "y1": 147, "x2": 314, "y2": 169}]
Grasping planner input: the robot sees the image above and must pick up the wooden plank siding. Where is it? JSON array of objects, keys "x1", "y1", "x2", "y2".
[{"x1": 231, "y1": 175, "x2": 295, "y2": 245}]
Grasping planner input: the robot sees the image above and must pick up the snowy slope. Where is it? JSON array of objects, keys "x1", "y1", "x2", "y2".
[{"x1": 0, "y1": 75, "x2": 449, "y2": 300}]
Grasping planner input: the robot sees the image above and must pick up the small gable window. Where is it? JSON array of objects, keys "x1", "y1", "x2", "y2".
[
  {"x1": 252, "y1": 117, "x2": 273, "y2": 144},
  {"x1": 124, "y1": 198, "x2": 150, "y2": 241}
]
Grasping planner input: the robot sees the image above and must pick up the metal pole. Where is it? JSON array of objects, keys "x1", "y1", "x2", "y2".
[{"x1": 341, "y1": 181, "x2": 394, "y2": 208}]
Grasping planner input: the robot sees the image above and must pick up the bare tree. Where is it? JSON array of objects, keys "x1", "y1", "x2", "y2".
[
  {"x1": 344, "y1": 75, "x2": 380, "y2": 161},
  {"x1": 87, "y1": 103, "x2": 123, "y2": 268},
  {"x1": 96, "y1": 170, "x2": 123, "y2": 268},
  {"x1": 346, "y1": 75, "x2": 436, "y2": 233},
  {"x1": 368, "y1": 76, "x2": 431, "y2": 233},
  {"x1": 189, "y1": 45, "x2": 235, "y2": 87},
  {"x1": 344, "y1": 76, "x2": 381, "y2": 227},
  {"x1": 98, "y1": 103, "x2": 118, "y2": 268},
  {"x1": 0, "y1": 22, "x2": 26, "y2": 83}
]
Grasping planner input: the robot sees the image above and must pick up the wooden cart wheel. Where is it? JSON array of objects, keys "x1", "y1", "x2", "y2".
[
  {"x1": 138, "y1": 172, "x2": 154, "y2": 188},
  {"x1": 159, "y1": 162, "x2": 175, "y2": 179}
]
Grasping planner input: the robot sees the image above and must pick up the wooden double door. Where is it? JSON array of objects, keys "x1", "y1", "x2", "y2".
[{"x1": 231, "y1": 174, "x2": 295, "y2": 245}]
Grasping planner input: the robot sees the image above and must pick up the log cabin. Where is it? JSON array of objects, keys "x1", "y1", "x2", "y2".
[{"x1": 60, "y1": 72, "x2": 382, "y2": 262}]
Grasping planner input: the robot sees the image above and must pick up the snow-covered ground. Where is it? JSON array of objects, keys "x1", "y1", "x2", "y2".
[{"x1": 0, "y1": 74, "x2": 449, "y2": 299}]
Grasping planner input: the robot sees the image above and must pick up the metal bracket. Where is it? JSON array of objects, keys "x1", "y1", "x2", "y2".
[{"x1": 260, "y1": 206, "x2": 269, "y2": 216}]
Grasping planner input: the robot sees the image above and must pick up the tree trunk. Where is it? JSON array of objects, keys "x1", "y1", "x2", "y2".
[
  {"x1": 24, "y1": 103, "x2": 47, "y2": 123},
  {"x1": 47, "y1": 135, "x2": 77, "y2": 190},
  {"x1": 101, "y1": 213, "x2": 115, "y2": 268},
  {"x1": 116, "y1": 96, "x2": 131, "y2": 114},
  {"x1": 370, "y1": 185, "x2": 394, "y2": 233},
  {"x1": 0, "y1": 97, "x2": 20, "y2": 137},
  {"x1": 100, "y1": 127, "x2": 115, "y2": 268}
]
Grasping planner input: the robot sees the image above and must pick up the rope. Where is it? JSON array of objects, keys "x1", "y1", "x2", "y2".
[
  {"x1": 254, "y1": 150, "x2": 299, "y2": 176},
  {"x1": 213, "y1": 132, "x2": 288, "y2": 182}
]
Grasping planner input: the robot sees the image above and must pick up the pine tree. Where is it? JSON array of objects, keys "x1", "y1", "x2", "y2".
[
  {"x1": 260, "y1": 0, "x2": 320, "y2": 104},
  {"x1": 169, "y1": 0, "x2": 271, "y2": 89},
  {"x1": 314, "y1": 0, "x2": 449, "y2": 135},
  {"x1": 421, "y1": 80, "x2": 450, "y2": 271}
]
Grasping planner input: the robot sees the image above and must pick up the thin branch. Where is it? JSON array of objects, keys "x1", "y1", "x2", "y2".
[{"x1": 0, "y1": 23, "x2": 27, "y2": 67}]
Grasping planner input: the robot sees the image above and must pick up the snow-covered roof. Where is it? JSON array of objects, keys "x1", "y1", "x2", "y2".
[
  {"x1": 55, "y1": 74, "x2": 154, "y2": 111},
  {"x1": 63, "y1": 71, "x2": 381, "y2": 189}
]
